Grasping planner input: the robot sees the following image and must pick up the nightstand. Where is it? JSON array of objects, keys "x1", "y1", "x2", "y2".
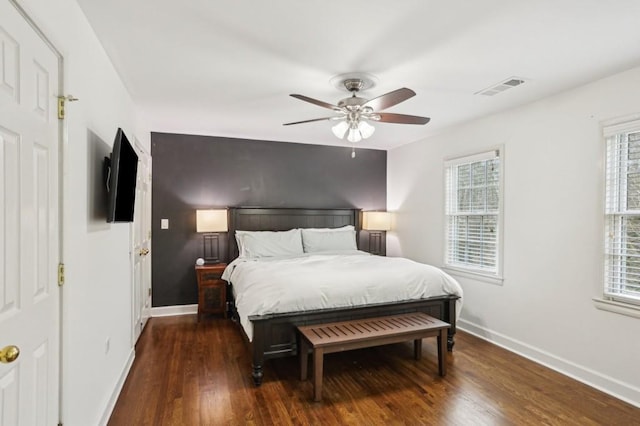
[{"x1": 195, "y1": 263, "x2": 228, "y2": 322}]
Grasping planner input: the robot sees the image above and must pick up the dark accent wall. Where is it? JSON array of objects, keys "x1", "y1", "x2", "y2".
[{"x1": 151, "y1": 132, "x2": 387, "y2": 307}]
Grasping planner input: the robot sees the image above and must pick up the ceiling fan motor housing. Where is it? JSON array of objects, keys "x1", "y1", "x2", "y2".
[
  {"x1": 343, "y1": 78, "x2": 365, "y2": 92},
  {"x1": 338, "y1": 96, "x2": 367, "y2": 109}
]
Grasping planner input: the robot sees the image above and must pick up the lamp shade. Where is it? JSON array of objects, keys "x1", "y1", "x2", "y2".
[
  {"x1": 358, "y1": 120, "x2": 375, "y2": 139},
  {"x1": 196, "y1": 209, "x2": 228, "y2": 232},
  {"x1": 362, "y1": 211, "x2": 391, "y2": 231},
  {"x1": 331, "y1": 121, "x2": 349, "y2": 139},
  {"x1": 346, "y1": 126, "x2": 360, "y2": 143}
]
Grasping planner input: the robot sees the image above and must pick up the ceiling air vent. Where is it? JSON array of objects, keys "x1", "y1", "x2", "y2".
[{"x1": 476, "y1": 77, "x2": 526, "y2": 96}]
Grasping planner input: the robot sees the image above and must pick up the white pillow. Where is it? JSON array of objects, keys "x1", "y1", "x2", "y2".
[
  {"x1": 235, "y1": 233, "x2": 246, "y2": 257},
  {"x1": 301, "y1": 227, "x2": 357, "y2": 253},
  {"x1": 236, "y1": 229, "x2": 303, "y2": 258}
]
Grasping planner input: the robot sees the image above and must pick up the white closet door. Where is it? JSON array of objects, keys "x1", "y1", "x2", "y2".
[
  {"x1": 132, "y1": 145, "x2": 151, "y2": 343},
  {"x1": 0, "y1": 1, "x2": 60, "y2": 424}
]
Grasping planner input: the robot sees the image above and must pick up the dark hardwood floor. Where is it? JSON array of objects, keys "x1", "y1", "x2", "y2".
[{"x1": 108, "y1": 315, "x2": 639, "y2": 425}]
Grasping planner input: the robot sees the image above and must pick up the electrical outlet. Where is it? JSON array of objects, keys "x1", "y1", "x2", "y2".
[
  {"x1": 161, "y1": 219, "x2": 169, "y2": 229},
  {"x1": 105, "y1": 337, "x2": 110, "y2": 354}
]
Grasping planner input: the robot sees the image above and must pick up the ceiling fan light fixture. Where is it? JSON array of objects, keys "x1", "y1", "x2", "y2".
[
  {"x1": 358, "y1": 120, "x2": 375, "y2": 139},
  {"x1": 331, "y1": 120, "x2": 349, "y2": 139}
]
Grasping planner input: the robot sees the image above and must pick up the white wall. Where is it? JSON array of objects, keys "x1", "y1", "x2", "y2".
[
  {"x1": 16, "y1": 0, "x2": 150, "y2": 424},
  {"x1": 388, "y1": 66, "x2": 640, "y2": 406}
]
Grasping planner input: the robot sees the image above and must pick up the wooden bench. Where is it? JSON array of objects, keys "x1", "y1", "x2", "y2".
[{"x1": 297, "y1": 312, "x2": 450, "y2": 401}]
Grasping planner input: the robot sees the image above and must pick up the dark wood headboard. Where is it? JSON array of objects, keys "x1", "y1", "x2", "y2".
[{"x1": 227, "y1": 207, "x2": 361, "y2": 260}]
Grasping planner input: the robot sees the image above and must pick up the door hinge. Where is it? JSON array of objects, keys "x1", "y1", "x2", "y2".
[
  {"x1": 148, "y1": 287, "x2": 152, "y2": 297},
  {"x1": 57, "y1": 97, "x2": 65, "y2": 119},
  {"x1": 58, "y1": 263, "x2": 65, "y2": 286},
  {"x1": 57, "y1": 95, "x2": 79, "y2": 119}
]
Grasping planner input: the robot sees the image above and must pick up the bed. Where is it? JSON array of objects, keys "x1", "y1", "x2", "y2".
[{"x1": 224, "y1": 207, "x2": 462, "y2": 386}]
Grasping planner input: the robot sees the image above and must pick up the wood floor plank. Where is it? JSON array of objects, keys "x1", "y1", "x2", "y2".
[{"x1": 108, "y1": 315, "x2": 639, "y2": 425}]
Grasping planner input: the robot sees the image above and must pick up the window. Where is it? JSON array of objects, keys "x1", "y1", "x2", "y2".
[
  {"x1": 604, "y1": 120, "x2": 640, "y2": 305},
  {"x1": 444, "y1": 149, "x2": 502, "y2": 277}
]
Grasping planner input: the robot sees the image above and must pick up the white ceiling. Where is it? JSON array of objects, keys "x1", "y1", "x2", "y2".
[{"x1": 76, "y1": 0, "x2": 640, "y2": 150}]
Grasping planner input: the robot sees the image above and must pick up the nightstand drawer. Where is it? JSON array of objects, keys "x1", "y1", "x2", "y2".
[{"x1": 199, "y1": 272, "x2": 223, "y2": 283}]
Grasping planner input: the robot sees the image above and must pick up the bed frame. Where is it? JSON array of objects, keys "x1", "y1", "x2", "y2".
[{"x1": 226, "y1": 207, "x2": 459, "y2": 386}]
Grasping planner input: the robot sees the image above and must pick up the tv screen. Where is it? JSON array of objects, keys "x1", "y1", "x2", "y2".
[{"x1": 105, "y1": 128, "x2": 138, "y2": 222}]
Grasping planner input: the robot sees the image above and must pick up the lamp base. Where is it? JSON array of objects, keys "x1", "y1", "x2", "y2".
[
  {"x1": 203, "y1": 233, "x2": 221, "y2": 263},
  {"x1": 368, "y1": 231, "x2": 384, "y2": 256}
]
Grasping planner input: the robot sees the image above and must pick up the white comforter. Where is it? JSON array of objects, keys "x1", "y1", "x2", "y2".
[{"x1": 222, "y1": 251, "x2": 463, "y2": 341}]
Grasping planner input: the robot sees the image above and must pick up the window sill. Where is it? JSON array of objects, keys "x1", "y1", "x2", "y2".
[
  {"x1": 592, "y1": 298, "x2": 640, "y2": 319},
  {"x1": 441, "y1": 266, "x2": 504, "y2": 286}
]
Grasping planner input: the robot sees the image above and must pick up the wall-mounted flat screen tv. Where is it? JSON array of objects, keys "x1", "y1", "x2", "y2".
[{"x1": 105, "y1": 128, "x2": 138, "y2": 223}]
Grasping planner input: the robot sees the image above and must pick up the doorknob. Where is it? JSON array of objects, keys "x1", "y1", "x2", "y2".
[{"x1": 0, "y1": 345, "x2": 20, "y2": 364}]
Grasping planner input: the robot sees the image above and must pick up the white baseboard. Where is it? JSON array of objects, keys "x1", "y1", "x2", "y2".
[
  {"x1": 457, "y1": 319, "x2": 640, "y2": 408},
  {"x1": 151, "y1": 304, "x2": 197, "y2": 317},
  {"x1": 99, "y1": 348, "x2": 135, "y2": 426}
]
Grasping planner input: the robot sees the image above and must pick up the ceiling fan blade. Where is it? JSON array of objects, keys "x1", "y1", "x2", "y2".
[
  {"x1": 363, "y1": 88, "x2": 416, "y2": 111},
  {"x1": 375, "y1": 113, "x2": 430, "y2": 125},
  {"x1": 290, "y1": 94, "x2": 341, "y2": 111},
  {"x1": 283, "y1": 117, "x2": 336, "y2": 126}
]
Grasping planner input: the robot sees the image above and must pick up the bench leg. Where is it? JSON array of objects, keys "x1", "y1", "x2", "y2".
[
  {"x1": 414, "y1": 338, "x2": 422, "y2": 360},
  {"x1": 313, "y1": 348, "x2": 324, "y2": 402},
  {"x1": 300, "y1": 338, "x2": 309, "y2": 381},
  {"x1": 438, "y1": 329, "x2": 447, "y2": 376}
]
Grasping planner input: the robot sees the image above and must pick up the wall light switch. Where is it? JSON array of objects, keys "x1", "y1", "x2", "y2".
[{"x1": 161, "y1": 219, "x2": 169, "y2": 229}]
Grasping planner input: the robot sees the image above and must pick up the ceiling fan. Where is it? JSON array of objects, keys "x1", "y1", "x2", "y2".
[{"x1": 283, "y1": 77, "x2": 430, "y2": 143}]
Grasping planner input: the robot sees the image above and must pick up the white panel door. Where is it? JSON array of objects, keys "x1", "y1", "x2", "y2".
[
  {"x1": 132, "y1": 146, "x2": 151, "y2": 343},
  {"x1": 0, "y1": 1, "x2": 60, "y2": 425}
]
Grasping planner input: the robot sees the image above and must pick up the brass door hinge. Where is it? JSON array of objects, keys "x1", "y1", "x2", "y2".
[
  {"x1": 57, "y1": 97, "x2": 65, "y2": 119},
  {"x1": 57, "y1": 95, "x2": 79, "y2": 119},
  {"x1": 58, "y1": 263, "x2": 65, "y2": 286}
]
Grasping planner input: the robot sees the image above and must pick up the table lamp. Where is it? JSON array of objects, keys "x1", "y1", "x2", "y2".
[
  {"x1": 362, "y1": 211, "x2": 391, "y2": 255},
  {"x1": 196, "y1": 209, "x2": 228, "y2": 263}
]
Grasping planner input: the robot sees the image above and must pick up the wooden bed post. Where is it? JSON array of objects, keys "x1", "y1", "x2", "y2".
[
  {"x1": 445, "y1": 297, "x2": 457, "y2": 351},
  {"x1": 251, "y1": 321, "x2": 265, "y2": 386},
  {"x1": 252, "y1": 363, "x2": 264, "y2": 387}
]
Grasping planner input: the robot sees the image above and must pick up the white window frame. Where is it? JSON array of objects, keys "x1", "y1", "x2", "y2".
[
  {"x1": 599, "y1": 117, "x2": 640, "y2": 315},
  {"x1": 443, "y1": 147, "x2": 504, "y2": 285}
]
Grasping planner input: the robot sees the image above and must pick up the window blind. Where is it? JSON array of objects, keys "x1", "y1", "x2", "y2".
[
  {"x1": 445, "y1": 150, "x2": 500, "y2": 273},
  {"x1": 604, "y1": 124, "x2": 640, "y2": 304}
]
